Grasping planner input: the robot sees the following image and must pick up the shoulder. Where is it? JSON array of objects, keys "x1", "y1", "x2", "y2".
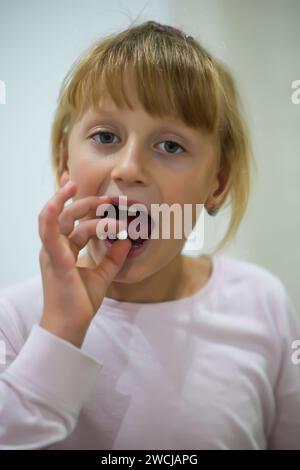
[
  {"x1": 0, "y1": 274, "x2": 43, "y2": 345},
  {"x1": 216, "y1": 253, "x2": 287, "y2": 298},
  {"x1": 215, "y1": 254, "x2": 299, "y2": 333},
  {"x1": 218, "y1": 253, "x2": 283, "y2": 286}
]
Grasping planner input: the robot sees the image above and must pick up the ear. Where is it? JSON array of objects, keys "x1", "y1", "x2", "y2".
[
  {"x1": 206, "y1": 160, "x2": 230, "y2": 211},
  {"x1": 57, "y1": 137, "x2": 70, "y2": 188}
]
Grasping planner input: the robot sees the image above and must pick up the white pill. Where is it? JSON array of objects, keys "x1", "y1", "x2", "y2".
[{"x1": 117, "y1": 230, "x2": 128, "y2": 240}]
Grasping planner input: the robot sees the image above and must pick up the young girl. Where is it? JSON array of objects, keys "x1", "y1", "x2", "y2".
[{"x1": 0, "y1": 20, "x2": 299, "y2": 450}]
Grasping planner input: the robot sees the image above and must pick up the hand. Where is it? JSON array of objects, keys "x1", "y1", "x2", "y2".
[{"x1": 38, "y1": 180, "x2": 132, "y2": 347}]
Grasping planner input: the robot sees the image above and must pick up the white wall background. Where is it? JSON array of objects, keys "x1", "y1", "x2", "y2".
[{"x1": 0, "y1": 0, "x2": 299, "y2": 314}]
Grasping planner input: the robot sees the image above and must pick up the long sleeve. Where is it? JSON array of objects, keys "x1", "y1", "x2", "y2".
[
  {"x1": 267, "y1": 287, "x2": 300, "y2": 449},
  {"x1": 0, "y1": 297, "x2": 103, "y2": 450}
]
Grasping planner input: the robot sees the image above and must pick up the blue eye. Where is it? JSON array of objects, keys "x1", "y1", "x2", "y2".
[
  {"x1": 158, "y1": 141, "x2": 185, "y2": 155},
  {"x1": 90, "y1": 131, "x2": 119, "y2": 145}
]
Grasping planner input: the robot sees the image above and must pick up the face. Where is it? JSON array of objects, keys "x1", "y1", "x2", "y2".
[{"x1": 58, "y1": 80, "x2": 225, "y2": 298}]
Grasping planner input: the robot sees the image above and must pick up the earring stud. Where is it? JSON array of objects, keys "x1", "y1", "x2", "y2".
[{"x1": 207, "y1": 207, "x2": 220, "y2": 216}]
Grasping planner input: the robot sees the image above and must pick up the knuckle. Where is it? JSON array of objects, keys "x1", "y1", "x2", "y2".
[
  {"x1": 38, "y1": 220, "x2": 45, "y2": 240},
  {"x1": 39, "y1": 247, "x2": 47, "y2": 264},
  {"x1": 39, "y1": 231, "x2": 47, "y2": 243},
  {"x1": 38, "y1": 209, "x2": 45, "y2": 224},
  {"x1": 39, "y1": 247, "x2": 51, "y2": 269},
  {"x1": 39, "y1": 224, "x2": 51, "y2": 243},
  {"x1": 39, "y1": 245, "x2": 45, "y2": 257}
]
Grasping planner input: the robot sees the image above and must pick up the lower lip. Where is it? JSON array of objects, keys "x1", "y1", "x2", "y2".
[{"x1": 103, "y1": 237, "x2": 151, "y2": 258}]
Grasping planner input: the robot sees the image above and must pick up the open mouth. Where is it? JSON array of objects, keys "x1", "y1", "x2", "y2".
[{"x1": 99, "y1": 203, "x2": 154, "y2": 247}]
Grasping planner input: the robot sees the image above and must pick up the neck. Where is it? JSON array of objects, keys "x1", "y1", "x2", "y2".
[
  {"x1": 78, "y1": 250, "x2": 187, "y2": 303},
  {"x1": 107, "y1": 253, "x2": 186, "y2": 303}
]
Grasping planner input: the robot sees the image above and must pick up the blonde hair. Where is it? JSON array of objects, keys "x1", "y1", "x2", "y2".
[{"x1": 50, "y1": 20, "x2": 257, "y2": 255}]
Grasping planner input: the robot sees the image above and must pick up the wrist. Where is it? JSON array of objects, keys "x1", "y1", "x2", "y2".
[{"x1": 39, "y1": 315, "x2": 89, "y2": 348}]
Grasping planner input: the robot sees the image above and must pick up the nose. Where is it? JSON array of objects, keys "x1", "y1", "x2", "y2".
[{"x1": 110, "y1": 140, "x2": 150, "y2": 186}]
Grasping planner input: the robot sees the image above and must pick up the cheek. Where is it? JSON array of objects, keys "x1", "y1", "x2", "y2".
[
  {"x1": 69, "y1": 160, "x2": 104, "y2": 197},
  {"x1": 162, "y1": 177, "x2": 207, "y2": 230}
]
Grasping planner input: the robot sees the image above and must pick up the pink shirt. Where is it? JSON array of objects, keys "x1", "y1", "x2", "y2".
[{"x1": 0, "y1": 254, "x2": 299, "y2": 449}]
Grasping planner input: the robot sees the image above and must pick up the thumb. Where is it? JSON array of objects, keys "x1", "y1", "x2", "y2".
[{"x1": 91, "y1": 236, "x2": 132, "y2": 291}]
